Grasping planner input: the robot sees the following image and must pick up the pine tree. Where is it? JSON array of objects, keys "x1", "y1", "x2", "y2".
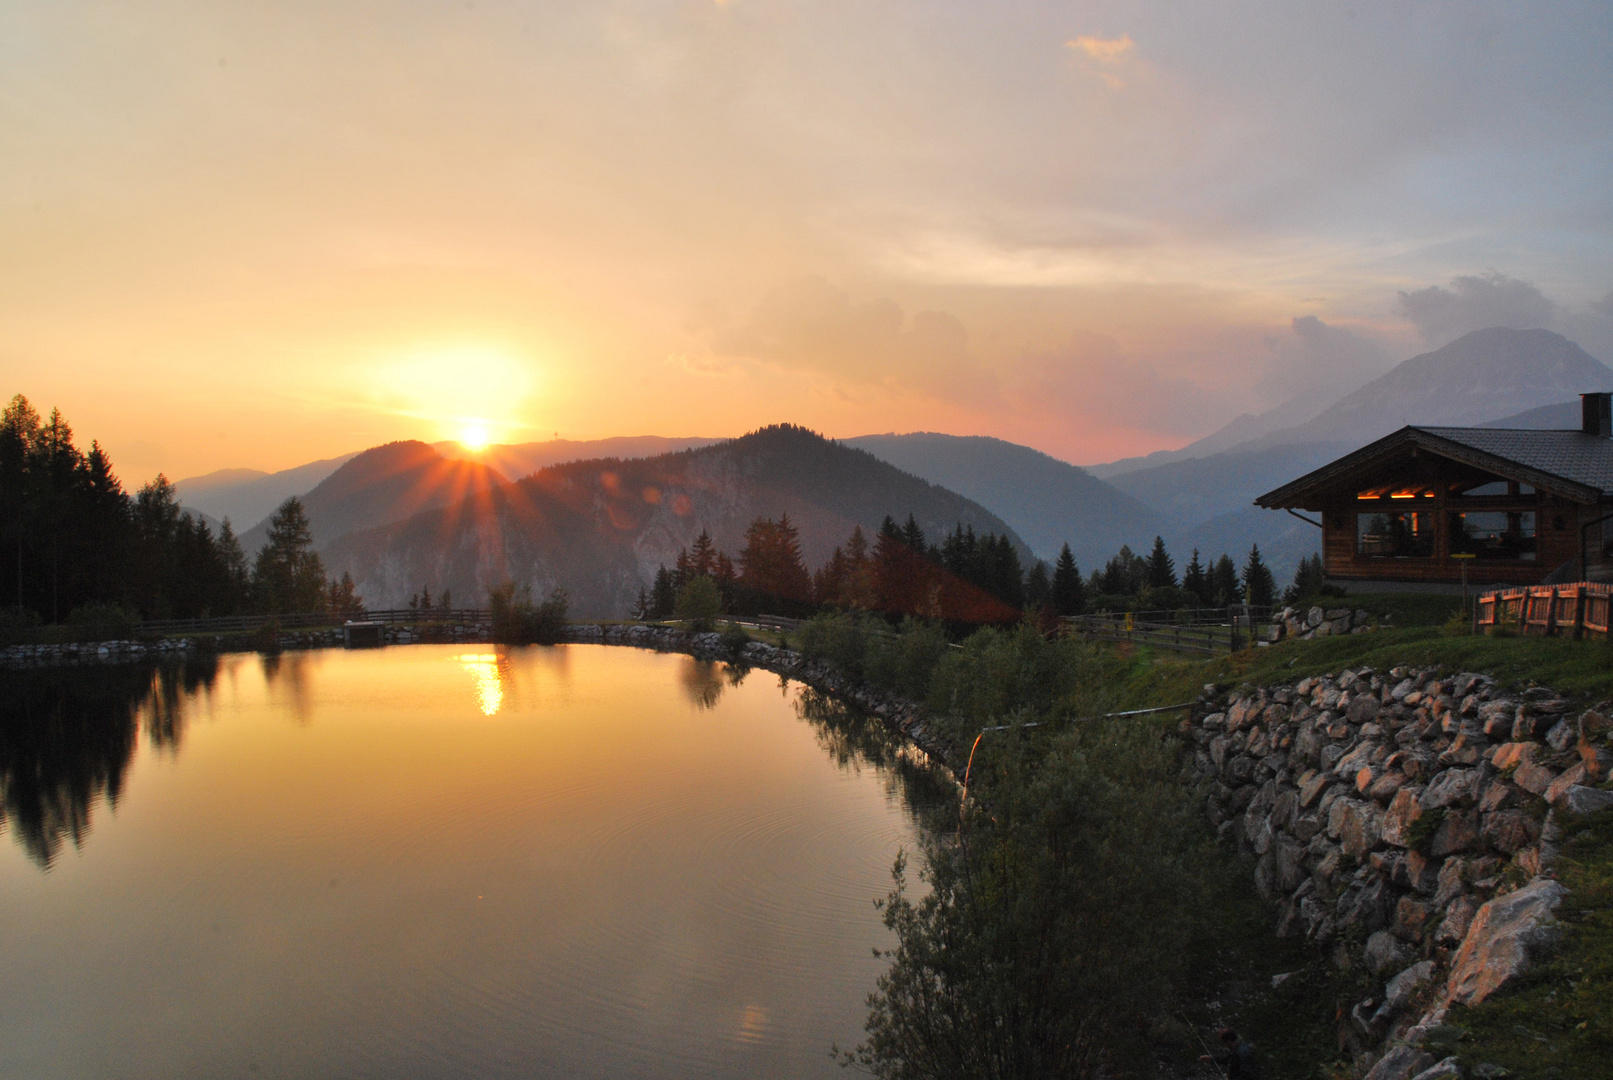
[
  {"x1": 1210, "y1": 554, "x2": 1240, "y2": 607},
  {"x1": 631, "y1": 587, "x2": 653, "y2": 621},
  {"x1": 651, "y1": 565, "x2": 677, "y2": 619},
  {"x1": 1024, "y1": 561, "x2": 1052, "y2": 610},
  {"x1": 1283, "y1": 553, "x2": 1325, "y2": 605},
  {"x1": 252, "y1": 497, "x2": 327, "y2": 614},
  {"x1": 1144, "y1": 536, "x2": 1177, "y2": 589},
  {"x1": 1051, "y1": 543, "x2": 1085, "y2": 616},
  {"x1": 1182, "y1": 549, "x2": 1209, "y2": 607},
  {"x1": 1242, "y1": 545, "x2": 1277, "y2": 608}
]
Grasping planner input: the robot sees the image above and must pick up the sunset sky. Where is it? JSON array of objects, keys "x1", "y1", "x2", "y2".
[{"x1": 4, "y1": 1, "x2": 1611, "y2": 483}]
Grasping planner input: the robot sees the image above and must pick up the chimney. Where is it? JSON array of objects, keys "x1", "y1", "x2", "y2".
[{"x1": 1584, "y1": 392, "x2": 1613, "y2": 438}]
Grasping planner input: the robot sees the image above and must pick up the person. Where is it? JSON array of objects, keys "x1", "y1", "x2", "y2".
[{"x1": 1200, "y1": 1027, "x2": 1258, "y2": 1078}]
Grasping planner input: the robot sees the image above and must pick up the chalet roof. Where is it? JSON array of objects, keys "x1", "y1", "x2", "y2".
[{"x1": 1256, "y1": 426, "x2": 1613, "y2": 508}]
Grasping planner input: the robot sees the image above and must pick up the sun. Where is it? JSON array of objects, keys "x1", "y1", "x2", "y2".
[{"x1": 459, "y1": 422, "x2": 492, "y2": 451}]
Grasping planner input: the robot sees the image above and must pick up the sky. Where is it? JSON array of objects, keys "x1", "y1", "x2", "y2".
[{"x1": 3, "y1": 0, "x2": 1612, "y2": 483}]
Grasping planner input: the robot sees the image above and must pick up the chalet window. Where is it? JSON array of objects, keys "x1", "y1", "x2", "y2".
[
  {"x1": 1450, "y1": 511, "x2": 1536, "y2": 561},
  {"x1": 1357, "y1": 512, "x2": 1432, "y2": 558}
]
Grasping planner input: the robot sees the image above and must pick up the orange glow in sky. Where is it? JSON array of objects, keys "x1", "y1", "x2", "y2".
[{"x1": 2, "y1": 4, "x2": 1607, "y2": 482}]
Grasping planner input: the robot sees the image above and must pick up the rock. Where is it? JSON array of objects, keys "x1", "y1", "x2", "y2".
[
  {"x1": 1512, "y1": 758, "x2": 1556, "y2": 796},
  {"x1": 1351, "y1": 695, "x2": 1383, "y2": 726},
  {"x1": 1477, "y1": 700, "x2": 1516, "y2": 739},
  {"x1": 1363, "y1": 1046, "x2": 1437, "y2": 1080},
  {"x1": 1544, "y1": 762, "x2": 1587, "y2": 804},
  {"x1": 1477, "y1": 780, "x2": 1516, "y2": 813},
  {"x1": 1437, "y1": 894, "x2": 1481, "y2": 946},
  {"x1": 1433, "y1": 857, "x2": 1467, "y2": 907},
  {"x1": 1422, "y1": 768, "x2": 1481, "y2": 810},
  {"x1": 1430, "y1": 811, "x2": 1481, "y2": 859},
  {"x1": 1580, "y1": 742, "x2": 1613, "y2": 783},
  {"x1": 1446, "y1": 878, "x2": 1569, "y2": 1005},
  {"x1": 1372, "y1": 960, "x2": 1436, "y2": 1025},
  {"x1": 1409, "y1": 1057, "x2": 1462, "y2": 1080},
  {"x1": 1365, "y1": 929, "x2": 1411, "y2": 975},
  {"x1": 1490, "y1": 742, "x2": 1534, "y2": 772},
  {"x1": 1558, "y1": 785, "x2": 1613, "y2": 815},
  {"x1": 1400, "y1": 850, "x2": 1441, "y2": 894},
  {"x1": 1395, "y1": 896, "x2": 1434, "y2": 942},
  {"x1": 1545, "y1": 718, "x2": 1576, "y2": 751},
  {"x1": 1382, "y1": 788, "x2": 1424, "y2": 848},
  {"x1": 1333, "y1": 800, "x2": 1385, "y2": 859},
  {"x1": 1480, "y1": 810, "x2": 1539, "y2": 855},
  {"x1": 1369, "y1": 770, "x2": 1408, "y2": 803}
]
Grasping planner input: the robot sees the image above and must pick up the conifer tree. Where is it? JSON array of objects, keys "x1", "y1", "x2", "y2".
[
  {"x1": 1144, "y1": 536, "x2": 1177, "y2": 589},
  {"x1": 252, "y1": 497, "x2": 327, "y2": 614},
  {"x1": 1051, "y1": 543, "x2": 1085, "y2": 616},
  {"x1": 651, "y1": 565, "x2": 677, "y2": 619},
  {"x1": 1241, "y1": 545, "x2": 1277, "y2": 607},
  {"x1": 1182, "y1": 549, "x2": 1209, "y2": 607},
  {"x1": 1210, "y1": 554, "x2": 1239, "y2": 606},
  {"x1": 1024, "y1": 561, "x2": 1051, "y2": 610},
  {"x1": 901, "y1": 513, "x2": 926, "y2": 553}
]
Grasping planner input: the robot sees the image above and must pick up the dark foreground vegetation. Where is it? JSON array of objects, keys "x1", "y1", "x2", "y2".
[{"x1": 784, "y1": 602, "x2": 1613, "y2": 1079}]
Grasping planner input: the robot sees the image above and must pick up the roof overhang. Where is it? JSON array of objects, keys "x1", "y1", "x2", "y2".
[{"x1": 1254, "y1": 426, "x2": 1604, "y2": 510}]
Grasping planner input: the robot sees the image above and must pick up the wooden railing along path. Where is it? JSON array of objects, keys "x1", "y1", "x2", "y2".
[
  {"x1": 1474, "y1": 583, "x2": 1612, "y2": 639},
  {"x1": 1062, "y1": 606, "x2": 1271, "y2": 656}
]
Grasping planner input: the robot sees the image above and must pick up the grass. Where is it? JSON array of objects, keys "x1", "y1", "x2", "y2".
[
  {"x1": 1437, "y1": 807, "x2": 1613, "y2": 1080},
  {"x1": 1102, "y1": 626, "x2": 1613, "y2": 715}
]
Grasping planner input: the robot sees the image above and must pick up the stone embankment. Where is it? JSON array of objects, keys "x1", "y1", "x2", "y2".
[
  {"x1": 560, "y1": 622, "x2": 944, "y2": 762},
  {"x1": 0, "y1": 622, "x2": 491, "y2": 668},
  {"x1": 1185, "y1": 667, "x2": 1613, "y2": 1080},
  {"x1": 1266, "y1": 603, "x2": 1385, "y2": 644}
]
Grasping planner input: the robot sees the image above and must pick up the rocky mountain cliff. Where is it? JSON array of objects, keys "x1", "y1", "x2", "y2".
[{"x1": 323, "y1": 425, "x2": 1031, "y2": 614}]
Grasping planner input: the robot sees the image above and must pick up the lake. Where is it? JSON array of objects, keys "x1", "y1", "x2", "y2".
[{"x1": 0, "y1": 644, "x2": 936, "y2": 1079}]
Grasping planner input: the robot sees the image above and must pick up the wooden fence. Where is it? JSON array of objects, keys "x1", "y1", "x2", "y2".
[
  {"x1": 1062, "y1": 606, "x2": 1271, "y2": 656},
  {"x1": 1474, "y1": 583, "x2": 1612, "y2": 639},
  {"x1": 134, "y1": 608, "x2": 491, "y2": 638}
]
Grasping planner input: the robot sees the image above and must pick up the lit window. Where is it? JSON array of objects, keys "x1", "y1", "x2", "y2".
[
  {"x1": 1450, "y1": 511, "x2": 1536, "y2": 561},
  {"x1": 1357, "y1": 512, "x2": 1433, "y2": 558}
]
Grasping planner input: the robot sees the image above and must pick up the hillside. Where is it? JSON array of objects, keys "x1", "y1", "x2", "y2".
[
  {"x1": 175, "y1": 452, "x2": 358, "y2": 529},
  {"x1": 843, "y1": 432, "x2": 1164, "y2": 567},
  {"x1": 239, "y1": 441, "x2": 506, "y2": 554},
  {"x1": 323, "y1": 425, "x2": 1032, "y2": 614},
  {"x1": 433, "y1": 435, "x2": 721, "y2": 479}
]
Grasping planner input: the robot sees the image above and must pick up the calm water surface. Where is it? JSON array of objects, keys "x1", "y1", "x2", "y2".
[{"x1": 0, "y1": 645, "x2": 932, "y2": 1079}]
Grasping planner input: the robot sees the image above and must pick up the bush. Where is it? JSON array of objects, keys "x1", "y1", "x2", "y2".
[
  {"x1": 66, "y1": 602, "x2": 138, "y2": 641},
  {"x1": 797, "y1": 610, "x2": 879, "y2": 681},
  {"x1": 488, "y1": 583, "x2": 570, "y2": 644},
  {"x1": 719, "y1": 620, "x2": 750, "y2": 657},
  {"x1": 864, "y1": 617, "x2": 951, "y2": 700},
  {"x1": 673, "y1": 576, "x2": 724, "y2": 631}
]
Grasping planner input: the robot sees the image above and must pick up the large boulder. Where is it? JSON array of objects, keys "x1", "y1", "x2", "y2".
[
  {"x1": 1446, "y1": 878, "x2": 1569, "y2": 1005},
  {"x1": 1558, "y1": 785, "x2": 1613, "y2": 815},
  {"x1": 1363, "y1": 1046, "x2": 1436, "y2": 1080}
]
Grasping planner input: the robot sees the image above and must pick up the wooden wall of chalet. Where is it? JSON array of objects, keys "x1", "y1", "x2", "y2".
[{"x1": 1319, "y1": 491, "x2": 1587, "y2": 586}]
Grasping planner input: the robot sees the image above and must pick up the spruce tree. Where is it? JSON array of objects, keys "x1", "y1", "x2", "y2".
[
  {"x1": 1145, "y1": 536, "x2": 1177, "y2": 589},
  {"x1": 1210, "y1": 554, "x2": 1239, "y2": 607},
  {"x1": 1182, "y1": 548, "x2": 1208, "y2": 607},
  {"x1": 252, "y1": 497, "x2": 327, "y2": 614},
  {"x1": 1024, "y1": 561, "x2": 1052, "y2": 610},
  {"x1": 1051, "y1": 543, "x2": 1085, "y2": 616},
  {"x1": 1241, "y1": 545, "x2": 1277, "y2": 608}
]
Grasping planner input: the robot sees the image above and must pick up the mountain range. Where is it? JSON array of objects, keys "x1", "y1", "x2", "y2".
[
  {"x1": 172, "y1": 326, "x2": 1613, "y2": 609},
  {"x1": 259, "y1": 426, "x2": 1029, "y2": 614}
]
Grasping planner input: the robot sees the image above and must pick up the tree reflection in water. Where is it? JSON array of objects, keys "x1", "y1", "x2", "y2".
[
  {"x1": 795, "y1": 688, "x2": 956, "y2": 826},
  {"x1": 679, "y1": 656, "x2": 750, "y2": 711},
  {"x1": 0, "y1": 657, "x2": 218, "y2": 868}
]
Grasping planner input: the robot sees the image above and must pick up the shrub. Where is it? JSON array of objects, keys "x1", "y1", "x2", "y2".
[
  {"x1": 864, "y1": 617, "x2": 950, "y2": 700},
  {"x1": 488, "y1": 583, "x2": 570, "y2": 644},
  {"x1": 66, "y1": 602, "x2": 138, "y2": 641},
  {"x1": 719, "y1": 620, "x2": 750, "y2": 657},
  {"x1": 797, "y1": 610, "x2": 878, "y2": 680},
  {"x1": 673, "y1": 576, "x2": 724, "y2": 631}
]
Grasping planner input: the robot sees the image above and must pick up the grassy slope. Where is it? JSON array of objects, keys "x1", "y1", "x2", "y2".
[{"x1": 1105, "y1": 625, "x2": 1613, "y2": 1079}]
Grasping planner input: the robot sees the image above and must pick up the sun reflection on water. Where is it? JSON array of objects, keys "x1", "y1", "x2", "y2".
[{"x1": 456, "y1": 652, "x2": 506, "y2": 716}]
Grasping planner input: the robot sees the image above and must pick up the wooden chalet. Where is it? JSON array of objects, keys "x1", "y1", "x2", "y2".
[{"x1": 1256, "y1": 392, "x2": 1613, "y2": 588}]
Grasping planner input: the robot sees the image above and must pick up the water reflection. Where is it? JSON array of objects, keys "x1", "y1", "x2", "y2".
[
  {"x1": 796, "y1": 687, "x2": 957, "y2": 825},
  {"x1": 0, "y1": 658, "x2": 219, "y2": 867},
  {"x1": 679, "y1": 656, "x2": 750, "y2": 711},
  {"x1": 457, "y1": 652, "x2": 511, "y2": 715},
  {"x1": 260, "y1": 649, "x2": 320, "y2": 723}
]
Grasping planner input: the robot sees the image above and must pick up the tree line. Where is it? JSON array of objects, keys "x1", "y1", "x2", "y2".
[
  {"x1": 634, "y1": 510, "x2": 1306, "y2": 629},
  {"x1": 1, "y1": 394, "x2": 360, "y2": 628}
]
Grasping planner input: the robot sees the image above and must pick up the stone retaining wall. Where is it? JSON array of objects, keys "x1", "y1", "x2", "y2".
[{"x1": 1184, "y1": 667, "x2": 1613, "y2": 1078}]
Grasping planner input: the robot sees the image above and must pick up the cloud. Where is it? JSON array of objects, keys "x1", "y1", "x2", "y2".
[
  {"x1": 1018, "y1": 329, "x2": 1228, "y2": 436},
  {"x1": 1397, "y1": 273, "x2": 1555, "y2": 345},
  {"x1": 1256, "y1": 315, "x2": 1393, "y2": 410},
  {"x1": 1066, "y1": 33, "x2": 1136, "y2": 89},
  {"x1": 708, "y1": 277, "x2": 998, "y2": 406},
  {"x1": 1068, "y1": 34, "x2": 1134, "y2": 63}
]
